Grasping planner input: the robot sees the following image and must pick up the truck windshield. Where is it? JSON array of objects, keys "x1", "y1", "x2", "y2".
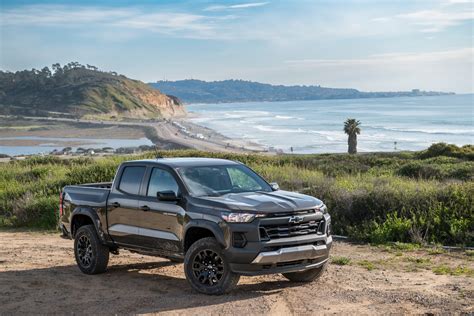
[{"x1": 177, "y1": 165, "x2": 272, "y2": 197}]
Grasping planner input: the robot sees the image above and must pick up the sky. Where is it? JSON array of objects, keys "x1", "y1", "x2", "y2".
[{"x1": 0, "y1": 0, "x2": 473, "y2": 93}]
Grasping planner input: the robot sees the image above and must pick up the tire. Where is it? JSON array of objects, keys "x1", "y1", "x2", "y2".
[
  {"x1": 74, "y1": 224, "x2": 109, "y2": 274},
  {"x1": 184, "y1": 237, "x2": 240, "y2": 295},
  {"x1": 282, "y1": 263, "x2": 327, "y2": 282}
]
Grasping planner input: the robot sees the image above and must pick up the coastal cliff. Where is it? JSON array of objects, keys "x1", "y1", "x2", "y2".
[{"x1": 0, "y1": 63, "x2": 186, "y2": 119}]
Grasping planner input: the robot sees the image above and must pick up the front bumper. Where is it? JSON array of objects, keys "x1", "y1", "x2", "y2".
[
  {"x1": 223, "y1": 212, "x2": 332, "y2": 275},
  {"x1": 251, "y1": 242, "x2": 329, "y2": 264},
  {"x1": 228, "y1": 235, "x2": 332, "y2": 275}
]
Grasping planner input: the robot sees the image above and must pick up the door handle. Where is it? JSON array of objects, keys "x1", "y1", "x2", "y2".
[
  {"x1": 111, "y1": 202, "x2": 120, "y2": 208},
  {"x1": 140, "y1": 205, "x2": 150, "y2": 211}
]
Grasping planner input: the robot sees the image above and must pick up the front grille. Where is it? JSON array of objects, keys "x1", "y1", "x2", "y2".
[{"x1": 259, "y1": 213, "x2": 325, "y2": 240}]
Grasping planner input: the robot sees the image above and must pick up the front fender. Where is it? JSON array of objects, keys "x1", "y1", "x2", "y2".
[{"x1": 183, "y1": 219, "x2": 228, "y2": 249}]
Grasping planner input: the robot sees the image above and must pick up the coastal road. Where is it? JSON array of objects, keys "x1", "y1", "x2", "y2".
[{"x1": 0, "y1": 231, "x2": 471, "y2": 315}]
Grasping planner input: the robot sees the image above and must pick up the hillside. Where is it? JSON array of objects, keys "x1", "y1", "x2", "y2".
[
  {"x1": 0, "y1": 63, "x2": 186, "y2": 119},
  {"x1": 150, "y1": 79, "x2": 454, "y2": 104}
]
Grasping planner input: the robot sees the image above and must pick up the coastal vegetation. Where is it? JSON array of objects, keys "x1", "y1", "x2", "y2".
[
  {"x1": 0, "y1": 143, "x2": 472, "y2": 246},
  {"x1": 344, "y1": 118, "x2": 361, "y2": 154},
  {"x1": 0, "y1": 63, "x2": 185, "y2": 119},
  {"x1": 150, "y1": 79, "x2": 454, "y2": 104}
]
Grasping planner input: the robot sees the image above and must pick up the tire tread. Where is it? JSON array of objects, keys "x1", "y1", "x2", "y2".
[
  {"x1": 74, "y1": 224, "x2": 109, "y2": 274},
  {"x1": 184, "y1": 237, "x2": 240, "y2": 295}
]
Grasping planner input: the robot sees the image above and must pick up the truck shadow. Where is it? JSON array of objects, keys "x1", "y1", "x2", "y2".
[{"x1": 0, "y1": 260, "x2": 302, "y2": 314}]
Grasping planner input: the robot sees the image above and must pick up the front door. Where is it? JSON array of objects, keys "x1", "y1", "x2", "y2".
[{"x1": 137, "y1": 167, "x2": 185, "y2": 253}]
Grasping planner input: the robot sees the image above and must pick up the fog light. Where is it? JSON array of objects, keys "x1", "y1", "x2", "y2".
[{"x1": 233, "y1": 232, "x2": 247, "y2": 248}]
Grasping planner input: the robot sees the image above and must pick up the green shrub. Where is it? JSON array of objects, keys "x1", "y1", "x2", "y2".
[
  {"x1": 331, "y1": 256, "x2": 351, "y2": 265},
  {"x1": 397, "y1": 160, "x2": 474, "y2": 180},
  {"x1": 358, "y1": 260, "x2": 375, "y2": 271},
  {"x1": 368, "y1": 212, "x2": 413, "y2": 243},
  {"x1": 65, "y1": 160, "x2": 118, "y2": 184},
  {"x1": 418, "y1": 143, "x2": 474, "y2": 160}
]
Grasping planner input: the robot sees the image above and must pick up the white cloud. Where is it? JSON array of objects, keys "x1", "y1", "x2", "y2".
[
  {"x1": 0, "y1": 5, "x2": 225, "y2": 39},
  {"x1": 442, "y1": 0, "x2": 473, "y2": 6},
  {"x1": 285, "y1": 48, "x2": 474, "y2": 67},
  {"x1": 396, "y1": 8, "x2": 473, "y2": 33},
  {"x1": 204, "y1": 2, "x2": 269, "y2": 12},
  {"x1": 371, "y1": 17, "x2": 391, "y2": 22},
  {"x1": 283, "y1": 48, "x2": 473, "y2": 92}
]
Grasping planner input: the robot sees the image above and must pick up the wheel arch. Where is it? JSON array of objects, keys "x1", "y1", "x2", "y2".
[
  {"x1": 71, "y1": 208, "x2": 106, "y2": 243},
  {"x1": 183, "y1": 220, "x2": 226, "y2": 253}
]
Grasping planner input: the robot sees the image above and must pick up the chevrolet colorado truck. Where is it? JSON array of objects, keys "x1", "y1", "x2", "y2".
[{"x1": 59, "y1": 157, "x2": 332, "y2": 294}]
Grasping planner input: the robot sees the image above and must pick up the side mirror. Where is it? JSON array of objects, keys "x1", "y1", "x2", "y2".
[
  {"x1": 157, "y1": 190, "x2": 180, "y2": 202},
  {"x1": 269, "y1": 182, "x2": 280, "y2": 191}
]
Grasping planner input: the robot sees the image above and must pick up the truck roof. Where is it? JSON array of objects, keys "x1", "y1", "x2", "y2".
[{"x1": 126, "y1": 157, "x2": 240, "y2": 168}]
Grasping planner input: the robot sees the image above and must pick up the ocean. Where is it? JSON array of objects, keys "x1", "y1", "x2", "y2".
[{"x1": 187, "y1": 94, "x2": 474, "y2": 153}]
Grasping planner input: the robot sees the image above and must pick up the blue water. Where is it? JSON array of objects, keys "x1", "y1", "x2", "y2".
[
  {"x1": 0, "y1": 136, "x2": 153, "y2": 156},
  {"x1": 187, "y1": 94, "x2": 474, "y2": 153}
]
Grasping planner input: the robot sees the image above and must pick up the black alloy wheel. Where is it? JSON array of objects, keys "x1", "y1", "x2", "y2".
[
  {"x1": 77, "y1": 234, "x2": 93, "y2": 268},
  {"x1": 192, "y1": 249, "x2": 225, "y2": 286},
  {"x1": 184, "y1": 237, "x2": 240, "y2": 295},
  {"x1": 74, "y1": 224, "x2": 109, "y2": 274}
]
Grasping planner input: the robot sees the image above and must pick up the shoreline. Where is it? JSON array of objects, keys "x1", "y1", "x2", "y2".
[{"x1": 0, "y1": 115, "x2": 268, "y2": 158}]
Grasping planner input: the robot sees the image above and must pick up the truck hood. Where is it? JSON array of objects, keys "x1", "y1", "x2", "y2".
[{"x1": 194, "y1": 190, "x2": 322, "y2": 213}]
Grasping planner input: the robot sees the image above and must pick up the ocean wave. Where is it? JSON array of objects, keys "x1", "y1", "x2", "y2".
[
  {"x1": 365, "y1": 125, "x2": 474, "y2": 135},
  {"x1": 255, "y1": 125, "x2": 304, "y2": 133},
  {"x1": 253, "y1": 125, "x2": 349, "y2": 142},
  {"x1": 274, "y1": 115, "x2": 295, "y2": 120}
]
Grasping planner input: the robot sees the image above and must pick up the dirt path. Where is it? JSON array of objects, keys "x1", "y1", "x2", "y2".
[{"x1": 0, "y1": 231, "x2": 472, "y2": 315}]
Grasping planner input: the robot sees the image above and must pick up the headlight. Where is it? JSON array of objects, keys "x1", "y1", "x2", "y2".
[
  {"x1": 316, "y1": 203, "x2": 327, "y2": 214},
  {"x1": 221, "y1": 212, "x2": 264, "y2": 223}
]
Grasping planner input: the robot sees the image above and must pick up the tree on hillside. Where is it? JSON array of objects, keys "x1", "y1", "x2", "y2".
[{"x1": 344, "y1": 118, "x2": 361, "y2": 154}]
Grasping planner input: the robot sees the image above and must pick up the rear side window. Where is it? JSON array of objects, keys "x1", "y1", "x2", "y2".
[{"x1": 118, "y1": 166, "x2": 146, "y2": 195}]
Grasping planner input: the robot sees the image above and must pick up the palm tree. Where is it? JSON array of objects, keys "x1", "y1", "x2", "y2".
[{"x1": 344, "y1": 118, "x2": 361, "y2": 154}]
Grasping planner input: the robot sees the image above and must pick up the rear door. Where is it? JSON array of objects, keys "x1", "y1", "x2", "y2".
[
  {"x1": 107, "y1": 165, "x2": 147, "y2": 247},
  {"x1": 137, "y1": 166, "x2": 185, "y2": 253}
]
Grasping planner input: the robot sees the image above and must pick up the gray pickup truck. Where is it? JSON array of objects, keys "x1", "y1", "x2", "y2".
[{"x1": 59, "y1": 157, "x2": 332, "y2": 294}]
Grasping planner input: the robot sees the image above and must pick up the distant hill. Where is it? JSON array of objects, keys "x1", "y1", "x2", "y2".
[
  {"x1": 150, "y1": 79, "x2": 454, "y2": 104},
  {"x1": 0, "y1": 63, "x2": 185, "y2": 119}
]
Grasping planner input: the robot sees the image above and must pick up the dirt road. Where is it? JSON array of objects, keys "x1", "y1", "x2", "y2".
[{"x1": 0, "y1": 231, "x2": 472, "y2": 315}]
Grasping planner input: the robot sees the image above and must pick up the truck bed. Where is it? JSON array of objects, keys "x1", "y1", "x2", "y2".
[{"x1": 63, "y1": 182, "x2": 112, "y2": 207}]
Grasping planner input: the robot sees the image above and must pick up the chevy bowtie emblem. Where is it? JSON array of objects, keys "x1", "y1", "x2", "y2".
[{"x1": 289, "y1": 216, "x2": 304, "y2": 223}]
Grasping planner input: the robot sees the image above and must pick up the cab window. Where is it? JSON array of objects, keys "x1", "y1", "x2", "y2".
[
  {"x1": 118, "y1": 166, "x2": 146, "y2": 195},
  {"x1": 147, "y1": 168, "x2": 179, "y2": 197}
]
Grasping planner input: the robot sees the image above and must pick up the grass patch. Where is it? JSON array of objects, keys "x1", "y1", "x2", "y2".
[
  {"x1": 432, "y1": 265, "x2": 474, "y2": 277},
  {"x1": 331, "y1": 256, "x2": 351, "y2": 265},
  {"x1": 405, "y1": 256, "x2": 431, "y2": 264},
  {"x1": 390, "y1": 242, "x2": 421, "y2": 251},
  {"x1": 358, "y1": 260, "x2": 376, "y2": 271},
  {"x1": 427, "y1": 247, "x2": 446, "y2": 255}
]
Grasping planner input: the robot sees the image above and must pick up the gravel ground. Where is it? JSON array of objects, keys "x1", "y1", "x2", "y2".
[{"x1": 0, "y1": 231, "x2": 472, "y2": 315}]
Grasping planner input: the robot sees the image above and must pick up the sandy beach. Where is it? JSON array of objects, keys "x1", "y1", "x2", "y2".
[{"x1": 0, "y1": 115, "x2": 265, "y2": 156}]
